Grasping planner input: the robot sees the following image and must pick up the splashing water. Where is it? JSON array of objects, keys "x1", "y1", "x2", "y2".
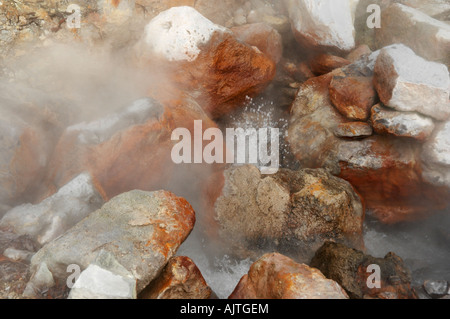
[{"x1": 177, "y1": 232, "x2": 253, "y2": 299}]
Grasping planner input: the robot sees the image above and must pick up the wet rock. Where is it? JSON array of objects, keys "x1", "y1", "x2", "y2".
[
  {"x1": 229, "y1": 252, "x2": 348, "y2": 299},
  {"x1": 423, "y1": 280, "x2": 448, "y2": 298},
  {"x1": 310, "y1": 242, "x2": 417, "y2": 299},
  {"x1": 373, "y1": 44, "x2": 450, "y2": 120},
  {"x1": 139, "y1": 256, "x2": 212, "y2": 299},
  {"x1": 287, "y1": 70, "x2": 449, "y2": 223},
  {"x1": 337, "y1": 137, "x2": 448, "y2": 223},
  {"x1": 287, "y1": 73, "x2": 346, "y2": 170},
  {"x1": 284, "y1": 0, "x2": 356, "y2": 52},
  {"x1": 310, "y1": 54, "x2": 351, "y2": 76},
  {"x1": 26, "y1": 190, "x2": 195, "y2": 295},
  {"x1": 68, "y1": 250, "x2": 137, "y2": 299},
  {"x1": 329, "y1": 72, "x2": 377, "y2": 121},
  {"x1": 421, "y1": 121, "x2": 450, "y2": 188},
  {"x1": 0, "y1": 173, "x2": 104, "y2": 245},
  {"x1": 371, "y1": 104, "x2": 436, "y2": 141},
  {"x1": 231, "y1": 23, "x2": 283, "y2": 64},
  {"x1": 214, "y1": 165, "x2": 364, "y2": 260},
  {"x1": 376, "y1": 4, "x2": 450, "y2": 67},
  {"x1": 334, "y1": 122, "x2": 373, "y2": 138},
  {"x1": 135, "y1": 6, "x2": 276, "y2": 119}
]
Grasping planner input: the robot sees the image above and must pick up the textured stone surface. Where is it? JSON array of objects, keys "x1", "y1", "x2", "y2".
[
  {"x1": 376, "y1": 4, "x2": 450, "y2": 67},
  {"x1": 41, "y1": 96, "x2": 221, "y2": 234},
  {"x1": 310, "y1": 54, "x2": 351, "y2": 76},
  {"x1": 26, "y1": 190, "x2": 195, "y2": 295},
  {"x1": 0, "y1": 173, "x2": 104, "y2": 245},
  {"x1": 229, "y1": 253, "x2": 349, "y2": 299},
  {"x1": 329, "y1": 72, "x2": 377, "y2": 120},
  {"x1": 287, "y1": 66, "x2": 449, "y2": 223},
  {"x1": 0, "y1": 106, "x2": 53, "y2": 206},
  {"x1": 334, "y1": 122, "x2": 373, "y2": 138},
  {"x1": 284, "y1": 0, "x2": 356, "y2": 52},
  {"x1": 231, "y1": 23, "x2": 283, "y2": 64},
  {"x1": 421, "y1": 121, "x2": 450, "y2": 188},
  {"x1": 68, "y1": 250, "x2": 137, "y2": 299},
  {"x1": 346, "y1": 44, "x2": 372, "y2": 62},
  {"x1": 310, "y1": 242, "x2": 417, "y2": 299},
  {"x1": 423, "y1": 280, "x2": 448, "y2": 298},
  {"x1": 136, "y1": 6, "x2": 276, "y2": 119},
  {"x1": 371, "y1": 104, "x2": 436, "y2": 141},
  {"x1": 139, "y1": 256, "x2": 212, "y2": 299},
  {"x1": 214, "y1": 165, "x2": 364, "y2": 260},
  {"x1": 373, "y1": 44, "x2": 450, "y2": 120}
]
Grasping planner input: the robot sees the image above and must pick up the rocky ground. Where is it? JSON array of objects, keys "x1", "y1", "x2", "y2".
[{"x1": 0, "y1": 0, "x2": 449, "y2": 299}]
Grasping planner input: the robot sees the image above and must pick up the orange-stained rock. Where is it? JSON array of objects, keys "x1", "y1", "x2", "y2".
[
  {"x1": 311, "y1": 242, "x2": 417, "y2": 299},
  {"x1": 229, "y1": 253, "x2": 348, "y2": 299},
  {"x1": 329, "y1": 74, "x2": 377, "y2": 121},
  {"x1": 135, "y1": 7, "x2": 276, "y2": 119},
  {"x1": 281, "y1": 59, "x2": 315, "y2": 83},
  {"x1": 214, "y1": 165, "x2": 364, "y2": 261},
  {"x1": 139, "y1": 256, "x2": 212, "y2": 299},
  {"x1": 231, "y1": 23, "x2": 283, "y2": 64},
  {"x1": 0, "y1": 96, "x2": 64, "y2": 206},
  {"x1": 346, "y1": 44, "x2": 372, "y2": 63},
  {"x1": 287, "y1": 66, "x2": 449, "y2": 224},
  {"x1": 310, "y1": 54, "x2": 351, "y2": 76},
  {"x1": 334, "y1": 122, "x2": 373, "y2": 138},
  {"x1": 27, "y1": 190, "x2": 196, "y2": 295},
  {"x1": 40, "y1": 96, "x2": 223, "y2": 232},
  {"x1": 370, "y1": 104, "x2": 435, "y2": 142},
  {"x1": 338, "y1": 137, "x2": 449, "y2": 224}
]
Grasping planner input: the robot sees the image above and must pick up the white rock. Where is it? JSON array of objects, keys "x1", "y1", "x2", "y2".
[
  {"x1": 67, "y1": 98, "x2": 163, "y2": 145},
  {"x1": 0, "y1": 172, "x2": 104, "y2": 245},
  {"x1": 69, "y1": 264, "x2": 136, "y2": 299},
  {"x1": 376, "y1": 4, "x2": 450, "y2": 66},
  {"x1": 424, "y1": 121, "x2": 450, "y2": 166},
  {"x1": 371, "y1": 104, "x2": 436, "y2": 141},
  {"x1": 141, "y1": 6, "x2": 229, "y2": 62},
  {"x1": 421, "y1": 121, "x2": 450, "y2": 188},
  {"x1": 284, "y1": 0, "x2": 355, "y2": 51},
  {"x1": 68, "y1": 250, "x2": 137, "y2": 299},
  {"x1": 373, "y1": 44, "x2": 450, "y2": 120}
]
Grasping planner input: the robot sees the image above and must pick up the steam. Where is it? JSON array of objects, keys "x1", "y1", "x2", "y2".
[{"x1": 0, "y1": 42, "x2": 162, "y2": 125}]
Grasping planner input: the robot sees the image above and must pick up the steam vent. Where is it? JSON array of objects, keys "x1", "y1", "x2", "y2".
[{"x1": 1, "y1": 0, "x2": 450, "y2": 303}]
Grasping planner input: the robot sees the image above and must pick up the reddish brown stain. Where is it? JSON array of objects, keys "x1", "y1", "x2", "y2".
[{"x1": 111, "y1": 0, "x2": 120, "y2": 8}]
